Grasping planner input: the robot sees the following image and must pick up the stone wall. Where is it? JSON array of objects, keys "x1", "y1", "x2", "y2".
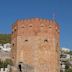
[
  {"x1": 0, "y1": 68, "x2": 9, "y2": 72},
  {"x1": 11, "y1": 18, "x2": 60, "y2": 72}
]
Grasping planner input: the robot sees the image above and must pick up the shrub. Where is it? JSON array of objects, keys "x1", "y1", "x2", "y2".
[{"x1": 0, "y1": 59, "x2": 13, "y2": 68}]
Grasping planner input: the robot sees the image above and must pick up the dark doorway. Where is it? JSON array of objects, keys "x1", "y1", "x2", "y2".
[{"x1": 18, "y1": 64, "x2": 22, "y2": 72}]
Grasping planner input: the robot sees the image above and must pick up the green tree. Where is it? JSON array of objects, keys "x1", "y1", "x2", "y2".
[
  {"x1": 0, "y1": 59, "x2": 13, "y2": 68},
  {"x1": 0, "y1": 60, "x2": 4, "y2": 68},
  {"x1": 5, "y1": 59, "x2": 13, "y2": 66},
  {"x1": 65, "y1": 68, "x2": 72, "y2": 72},
  {"x1": 0, "y1": 34, "x2": 11, "y2": 44},
  {"x1": 69, "y1": 51, "x2": 72, "y2": 55}
]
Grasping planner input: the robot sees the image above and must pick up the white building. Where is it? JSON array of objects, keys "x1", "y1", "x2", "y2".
[
  {"x1": 0, "y1": 65, "x2": 10, "y2": 72},
  {"x1": 61, "y1": 48, "x2": 70, "y2": 52},
  {"x1": 0, "y1": 68, "x2": 9, "y2": 72},
  {"x1": 0, "y1": 43, "x2": 11, "y2": 52},
  {"x1": 0, "y1": 43, "x2": 11, "y2": 60}
]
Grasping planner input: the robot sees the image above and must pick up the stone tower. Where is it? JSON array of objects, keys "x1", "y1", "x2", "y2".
[{"x1": 11, "y1": 18, "x2": 60, "y2": 72}]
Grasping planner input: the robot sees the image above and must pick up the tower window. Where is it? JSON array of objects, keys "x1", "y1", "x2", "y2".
[
  {"x1": 21, "y1": 26, "x2": 25, "y2": 28},
  {"x1": 29, "y1": 25, "x2": 32, "y2": 27},
  {"x1": 12, "y1": 56, "x2": 14, "y2": 59},
  {"x1": 44, "y1": 39, "x2": 48, "y2": 42},
  {"x1": 40, "y1": 24, "x2": 44, "y2": 27},
  {"x1": 48, "y1": 25, "x2": 52, "y2": 28},
  {"x1": 56, "y1": 49, "x2": 58, "y2": 52},
  {"x1": 49, "y1": 26, "x2": 51, "y2": 28},
  {"x1": 14, "y1": 29, "x2": 16, "y2": 32},
  {"x1": 25, "y1": 40, "x2": 28, "y2": 42},
  {"x1": 40, "y1": 25, "x2": 44, "y2": 27},
  {"x1": 12, "y1": 43, "x2": 14, "y2": 46}
]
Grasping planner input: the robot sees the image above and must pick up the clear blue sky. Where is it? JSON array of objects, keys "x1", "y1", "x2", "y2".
[{"x1": 0, "y1": 0, "x2": 72, "y2": 49}]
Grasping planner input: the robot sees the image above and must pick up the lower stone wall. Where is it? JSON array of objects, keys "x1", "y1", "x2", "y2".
[{"x1": 0, "y1": 68, "x2": 9, "y2": 72}]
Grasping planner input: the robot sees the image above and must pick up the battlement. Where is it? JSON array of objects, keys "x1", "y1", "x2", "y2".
[
  {"x1": 12, "y1": 18, "x2": 60, "y2": 36},
  {"x1": 12, "y1": 18, "x2": 59, "y2": 27}
]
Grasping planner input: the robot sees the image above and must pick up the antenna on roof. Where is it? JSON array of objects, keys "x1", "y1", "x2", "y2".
[{"x1": 52, "y1": 13, "x2": 56, "y2": 21}]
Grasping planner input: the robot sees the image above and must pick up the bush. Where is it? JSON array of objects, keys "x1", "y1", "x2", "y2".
[
  {"x1": 5, "y1": 59, "x2": 13, "y2": 66},
  {"x1": 69, "y1": 51, "x2": 72, "y2": 55},
  {"x1": 0, "y1": 34, "x2": 11, "y2": 44},
  {"x1": 0, "y1": 59, "x2": 13, "y2": 68},
  {"x1": 65, "y1": 68, "x2": 72, "y2": 72},
  {"x1": 0, "y1": 60, "x2": 4, "y2": 68}
]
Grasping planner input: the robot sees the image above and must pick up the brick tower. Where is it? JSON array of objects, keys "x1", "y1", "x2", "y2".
[{"x1": 11, "y1": 18, "x2": 60, "y2": 72}]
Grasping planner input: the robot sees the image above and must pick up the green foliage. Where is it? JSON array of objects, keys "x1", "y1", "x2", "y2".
[
  {"x1": 69, "y1": 51, "x2": 72, "y2": 55},
  {"x1": 65, "y1": 68, "x2": 72, "y2": 72},
  {"x1": 0, "y1": 59, "x2": 13, "y2": 68},
  {"x1": 65, "y1": 62, "x2": 71, "y2": 70},
  {"x1": 0, "y1": 60, "x2": 4, "y2": 68},
  {"x1": 5, "y1": 59, "x2": 13, "y2": 66},
  {"x1": 0, "y1": 34, "x2": 11, "y2": 44},
  {"x1": 65, "y1": 64, "x2": 69, "y2": 70},
  {"x1": 65, "y1": 61, "x2": 72, "y2": 72}
]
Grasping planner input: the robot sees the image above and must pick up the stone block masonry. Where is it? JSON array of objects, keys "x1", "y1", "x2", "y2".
[{"x1": 11, "y1": 18, "x2": 60, "y2": 72}]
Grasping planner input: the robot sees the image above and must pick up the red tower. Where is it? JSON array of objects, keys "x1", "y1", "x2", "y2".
[{"x1": 11, "y1": 18, "x2": 60, "y2": 72}]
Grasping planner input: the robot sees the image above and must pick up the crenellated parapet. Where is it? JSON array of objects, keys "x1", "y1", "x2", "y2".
[{"x1": 12, "y1": 18, "x2": 60, "y2": 37}]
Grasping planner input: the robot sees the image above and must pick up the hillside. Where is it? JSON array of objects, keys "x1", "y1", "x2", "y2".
[{"x1": 0, "y1": 34, "x2": 11, "y2": 44}]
